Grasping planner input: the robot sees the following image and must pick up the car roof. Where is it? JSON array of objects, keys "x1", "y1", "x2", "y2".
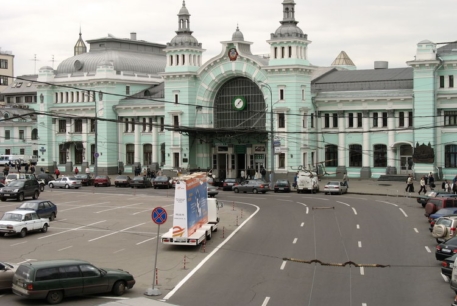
[
  {"x1": 20, "y1": 259, "x2": 90, "y2": 268},
  {"x1": 21, "y1": 200, "x2": 47, "y2": 203}
]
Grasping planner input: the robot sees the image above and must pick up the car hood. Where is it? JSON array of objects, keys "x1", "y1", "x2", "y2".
[
  {"x1": 102, "y1": 267, "x2": 133, "y2": 277},
  {"x1": 0, "y1": 187, "x2": 20, "y2": 192}
]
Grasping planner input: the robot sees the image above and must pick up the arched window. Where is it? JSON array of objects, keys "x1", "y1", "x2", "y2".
[
  {"x1": 349, "y1": 144, "x2": 362, "y2": 167},
  {"x1": 285, "y1": 8, "x2": 289, "y2": 18},
  {"x1": 182, "y1": 54, "x2": 185, "y2": 65},
  {"x1": 325, "y1": 145, "x2": 338, "y2": 167},
  {"x1": 373, "y1": 144, "x2": 387, "y2": 167},
  {"x1": 126, "y1": 144, "x2": 135, "y2": 165},
  {"x1": 445, "y1": 145, "x2": 457, "y2": 168},
  {"x1": 31, "y1": 128, "x2": 38, "y2": 140}
]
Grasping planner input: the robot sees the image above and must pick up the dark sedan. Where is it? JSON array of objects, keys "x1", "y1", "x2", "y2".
[
  {"x1": 222, "y1": 178, "x2": 243, "y2": 191},
  {"x1": 441, "y1": 253, "x2": 457, "y2": 279},
  {"x1": 115, "y1": 175, "x2": 132, "y2": 187},
  {"x1": 74, "y1": 174, "x2": 94, "y2": 186},
  {"x1": 153, "y1": 176, "x2": 172, "y2": 189},
  {"x1": 130, "y1": 176, "x2": 152, "y2": 188},
  {"x1": 16, "y1": 200, "x2": 57, "y2": 221},
  {"x1": 36, "y1": 173, "x2": 55, "y2": 184},
  {"x1": 436, "y1": 236, "x2": 457, "y2": 261},
  {"x1": 274, "y1": 179, "x2": 291, "y2": 193}
]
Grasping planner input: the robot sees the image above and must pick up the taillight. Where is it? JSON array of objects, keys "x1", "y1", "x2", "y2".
[
  {"x1": 453, "y1": 249, "x2": 457, "y2": 254},
  {"x1": 260, "y1": 185, "x2": 264, "y2": 188},
  {"x1": 27, "y1": 283, "x2": 33, "y2": 290},
  {"x1": 451, "y1": 227, "x2": 456, "y2": 236},
  {"x1": 223, "y1": 183, "x2": 227, "y2": 186},
  {"x1": 436, "y1": 246, "x2": 441, "y2": 251},
  {"x1": 442, "y1": 261, "x2": 449, "y2": 268}
]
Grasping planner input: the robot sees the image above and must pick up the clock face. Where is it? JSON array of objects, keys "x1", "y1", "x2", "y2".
[{"x1": 233, "y1": 97, "x2": 246, "y2": 111}]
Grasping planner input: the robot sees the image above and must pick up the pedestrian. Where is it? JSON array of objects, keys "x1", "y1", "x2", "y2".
[
  {"x1": 405, "y1": 174, "x2": 414, "y2": 193},
  {"x1": 343, "y1": 172, "x2": 349, "y2": 189},
  {"x1": 54, "y1": 168, "x2": 60, "y2": 178},
  {"x1": 17, "y1": 163, "x2": 21, "y2": 173},
  {"x1": 85, "y1": 166, "x2": 90, "y2": 176},
  {"x1": 3, "y1": 165, "x2": 9, "y2": 176},
  {"x1": 418, "y1": 176, "x2": 427, "y2": 195},
  {"x1": 30, "y1": 165, "x2": 35, "y2": 174},
  {"x1": 25, "y1": 163, "x2": 29, "y2": 173},
  {"x1": 147, "y1": 167, "x2": 151, "y2": 178},
  {"x1": 260, "y1": 167, "x2": 266, "y2": 181},
  {"x1": 444, "y1": 180, "x2": 450, "y2": 192},
  {"x1": 429, "y1": 173, "x2": 435, "y2": 189},
  {"x1": 269, "y1": 171, "x2": 273, "y2": 183},
  {"x1": 74, "y1": 167, "x2": 79, "y2": 175},
  {"x1": 40, "y1": 166, "x2": 45, "y2": 173},
  {"x1": 293, "y1": 172, "x2": 298, "y2": 188},
  {"x1": 241, "y1": 169, "x2": 245, "y2": 180},
  {"x1": 424, "y1": 174, "x2": 428, "y2": 185}
]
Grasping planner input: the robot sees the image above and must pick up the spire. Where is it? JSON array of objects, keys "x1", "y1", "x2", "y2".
[
  {"x1": 281, "y1": 0, "x2": 298, "y2": 26},
  {"x1": 168, "y1": 0, "x2": 200, "y2": 48},
  {"x1": 74, "y1": 27, "x2": 87, "y2": 56}
]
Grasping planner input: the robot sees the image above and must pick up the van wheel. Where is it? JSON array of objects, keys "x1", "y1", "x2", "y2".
[
  {"x1": 41, "y1": 224, "x2": 48, "y2": 233},
  {"x1": 33, "y1": 191, "x2": 39, "y2": 199},
  {"x1": 206, "y1": 231, "x2": 212, "y2": 240},
  {"x1": 46, "y1": 290, "x2": 64, "y2": 304},
  {"x1": 40, "y1": 184, "x2": 45, "y2": 192},
  {"x1": 20, "y1": 228, "x2": 27, "y2": 238},
  {"x1": 18, "y1": 193, "x2": 24, "y2": 201},
  {"x1": 112, "y1": 281, "x2": 126, "y2": 296}
]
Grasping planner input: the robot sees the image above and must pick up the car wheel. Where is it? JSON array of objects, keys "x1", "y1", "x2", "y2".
[
  {"x1": 40, "y1": 184, "x2": 45, "y2": 192},
  {"x1": 75, "y1": 187, "x2": 80, "y2": 189},
  {"x1": 50, "y1": 213, "x2": 56, "y2": 221},
  {"x1": 49, "y1": 183, "x2": 54, "y2": 188},
  {"x1": 422, "y1": 203, "x2": 426, "y2": 208},
  {"x1": 234, "y1": 188, "x2": 239, "y2": 193},
  {"x1": 0, "y1": 197, "x2": 5, "y2": 202},
  {"x1": 112, "y1": 281, "x2": 126, "y2": 296},
  {"x1": 33, "y1": 191, "x2": 39, "y2": 199},
  {"x1": 46, "y1": 290, "x2": 64, "y2": 304},
  {"x1": 18, "y1": 193, "x2": 24, "y2": 201},
  {"x1": 262, "y1": 191, "x2": 266, "y2": 194},
  {"x1": 252, "y1": 188, "x2": 258, "y2": 194},
  {"x1": 0, "y1": 233, "x2": 5, "y2": 237},
  {"x1": 20, "y1": 228, "x2": 27, "y2": 238},
  {"x1": 65, "y1": 184, "x2": 70, "y2": 189},
  {"x1": 206, "y1": 231, "x2": 212, "y2": 241},
  {"x1": 41, "y1": 224, "x2": 48, "y2": 233},
  {"x1": 274, "y1": 190, "x2": 277, "y2": 193}
]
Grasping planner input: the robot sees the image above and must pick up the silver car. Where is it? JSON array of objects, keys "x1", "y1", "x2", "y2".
[
  {"x1": 232, "y1": 180, "x2": 269, "y2": 194},
  {"x1": 48, "y1": 177, "x2": 82, "y2": 189}
]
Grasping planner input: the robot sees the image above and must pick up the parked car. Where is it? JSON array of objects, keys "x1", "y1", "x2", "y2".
[
  {"x1": 274, "y1": 179, "x2": 291, "y2": 193},
  {"x1": 436, "y1": 236, "x2": 457, "y2": 261},
  {"x1": 0, "y1": 179, "x2": 40, "y2": 201},
  {"x1": 74, "y1": 174, "x2": 94, "y2": 186},
  {"x1": 441, "y1": 253, "x2": 457, "y2": 280},
  {"x1": 207, "y1": 185, "x2": 218, "y2": 197},
  {"x1": 36, "y1": 173, "x2": 55, "y2": 184},
  {"x1": 94, "y1": 175, "x2": 111, "y2": 187},
  {"x1": 171, "y1": 177, "x2": 179, "y2": 188},
  {"x1": 153, "y1": 176, "x2": 172, "y2": 189},
  {"x1": 425, "y1": 197, "x2": 457, "y2": 217},
  {"x1": 130, "y1": 176, "x2": 152, "y2": 188},
  {"x1": 16, "y1": 200, "x2": 57, "y2": 221},
  {"x1": 114, "y1": 175, "x2": 132, "y2": 187},
  {"x1": 428, "y1": 208, "x2": 457, "y2": 224},
  {"x1": 48, "y1": 177, "x2": 82, "y2": 189},
  {"x1": 323, "y1": 181, "x2": 348, "y2": 195},
  {"x1": 0, "y1": 210, "x2": 49, "y2": 237},
  {"x1": 12, "y1": 259, "x2": 135, "y2": 304},
  {"x1": 432, "y1": 216, "x2": 457, "y2": 243},
  {"x1": 222, "y1": 178, "x2": 243, "y2": 191},
  {"x1": 233, "y1": 179, "x2": 269, "y2": 194},
  {"x1": 0, "y1": 261, "x2": 18, "y2": 290},
  {"x1": 417, "y1": 191, "x2": 457, "y2": 208},
  {"x1": 0, "y1": 173, "x2": 5, "y2": 185},
  {"x1": 5, "y1": 174, "x2": 19, "y2": 185}
]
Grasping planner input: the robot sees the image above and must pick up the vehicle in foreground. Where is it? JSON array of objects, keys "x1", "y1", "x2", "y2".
[
  {"x1": 114, "y1": 175, "x2": 132, "y2": 187},
  {"x1": 425, "y1": 197, "x2": 457, "y2": 217},
  {"x1": 296, "y1": 170, "x2": 319, "y2": 193},
  {"x1": 48, "y1": 177, "x2": 81, "y2": 189},
  {"x1": 323, "y1": 181, "x2": 348, "y2": 195},
  {"x1": 441, "y1": 253, "x2": 457, "y2": 280},
  {"x1": 436, "y1": 236, "x2": 457, "y2": 261},
  {"x1": 94, "y1": 175, "x2": 111, "y2": 187},
  {"x1": 274, "y1": 179, "x2": 291, "y2": 193},
  {"x1": 432, "y1": 216, "x2": 457, "y2": 243},
  {"x1": 207, "y1": 185, "x2": 218, "y2": 197},
  {"x1": 0, "y1": 210, "x2": 49, "y2": 237},
  {"x1": 222, "y1": 178, "x2": 242, "y2": 191},
  {"x1": 0, "y1": 261, "x2": 18, "y2": 290},
  {"x1": 429, "y1": 208, "x2": 457, "y2": 224},
  {"x1": 12, "y1": 259, "x2": 135, "y2": 304},
  {"x1": 0, "y1": 179, "x2": 40, "y2": 201},
  {"x1": 233, "y1": 179, "x2": 269, "y2": 194},
  {"x1": 74, "y1": 174, "x2": 94, "y2": 186},
  {"x1": 130, "y1": 176, "x2": 152, "y2": 188},
  {"x1": 153, "y1": 176, "x2": 172, "y2": 189},
  {"x1": 417, "y1": 191, "x2": 457, "y2": 207},
  {"x1": 16, "y1": 200, "x2": 57, "y2": 221}
]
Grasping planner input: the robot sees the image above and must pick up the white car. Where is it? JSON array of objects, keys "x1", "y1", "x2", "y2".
[
  {"x1": 48, "y1": 177, "x2": 82, "y2": 189},
  {"x1": 0, "y1": 210, "x2": 49, "y2": 238},
  {"x1": 323, "y1": 181, "x2": 348, "y2": 195}
]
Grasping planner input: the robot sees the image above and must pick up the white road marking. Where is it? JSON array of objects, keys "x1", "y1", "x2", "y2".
[
  {"x1": 278, "y1": 199, "x2": 293, "y2": 202},
  {"x1": 442, "y1": 273, "x2": 450, "y2": 283},
  {"x1": 299, "y1": 196, "x2": 329, "y2": 201},
  {"x1": 58, "y1": 246, "x2": 72, "y2": 252},
  {"x1": 425, "y1": 246, "x2": 431, "y2": 253},
  {"x1": 39, "y1": 220, "x2": 107, "y2": 239},
  {"x1": 414, "y1": 228, "x2": 419, "y2": 233},
  {"x1": 132, "y1": 209, "x2": 151, "y2": 215},
  {"x1": 11, "y1": 241, "x2": 28, "y2": 246},
  {"x1": 89, "y1": 223, "x2": 147, "y2": 242},
  {"x1": 399, "y1": 208, "x2": 408, "y2": 217},
  {"x1": 113, "y1": 249, "x2": 125, "y2": 254},
  {"x1": 261, "y1": 297, "x2": 270, "y2": 306},
  {"x1": 336, "y1": 201, "x2": 350, "y2": 207},
  {"x1": 375, "y1": 200, "x2": 398, "y2": 207},
  {"x1": 229, "y1": 196, "x2": 267, "y2": 200},
  {"x1": 17, "y1": 259, "x2": 36, "y2": 264},
  {"x1": 342, "y1": 197, "x2": 367, "y2": 200},
  {"x1": 358, "y1": 241, "x2": 362, "y2": 248},
  {"x1": 58, "y1": 201, "x2": 79, "y2": 204},
  {"x1": 360, "y1": 267, "x2": 365, "y2": 275},
  {"x1": 280, "y1": 261, "x2": 287, "y2": 270},
  {"x1": 94, "y1": 296, "x2": 130, "y2": 300},
  {"x1": 297, "y1": 202, "x2": 307, "y2": 207},
  {"x1": 352, "y1": 207, "x2": 357, "y2": 215},
  {"x1": 306, "y1": 207, "x2": 309, "y2": 214},
  {"x1": 356, "y1": 224, "x2": 360, "y2": 229},
  {"x1": 95, "y1": 202, "x2": 143, "y2": 213},
  {"x1": 293, "y1": 238, "x2": 298, "y2": 244},
  {"x1": 136, "y1": 236, "x2": 157, "y2": 245},
  {"x1": 362, "y1": 304, "x2": 367, "y2": 306},
  {"x1": 300, "y1": 222, "x2": 305, "y2": 227},
  {"x1": 60, "y1": 202, "x2": 110, "y2": 212}
]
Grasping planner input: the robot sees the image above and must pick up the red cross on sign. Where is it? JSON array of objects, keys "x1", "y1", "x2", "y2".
[{"x1": 152, "y1": 207, "x2": 167, "y2": 225}]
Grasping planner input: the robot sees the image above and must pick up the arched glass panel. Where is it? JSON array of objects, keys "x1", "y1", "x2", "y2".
[
  {"x1": 325, "y1": 145, "x2": 338, "y2": 167},
  {"x1": 349, "y1": 144, "x2": 362, "y2": 167},
  {"x1": 373, "y1": 144, "x2": 387, "y2": 167}
]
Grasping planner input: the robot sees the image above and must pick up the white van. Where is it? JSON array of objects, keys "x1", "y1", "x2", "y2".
[{"x1": 296, "y1": 171, "x2": 319, "y2": 194}]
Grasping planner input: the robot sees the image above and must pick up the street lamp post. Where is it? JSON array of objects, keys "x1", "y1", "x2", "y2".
[
  {"x1": 258, "y1": 81, "x2": 274, "y2": 188},
  {"x1": 95, "y1": 91, "x2": 102, "y2": 177}
]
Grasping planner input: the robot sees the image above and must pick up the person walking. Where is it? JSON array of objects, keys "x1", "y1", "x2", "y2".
[
  {"x1": 85, "y1": 166, "x2": 90, "y2": 176},
  {"x1": 405, "y1": 174, "x2": 414, "y2": 193},
  {"x1": 418, "y1": 176, "x2": 427, "y2": 195},
  {"x1": 260, "y1": 167, "x2": 266, "y2": 181},
  {"x1": 343, "y1": 172, "x2": 349, "y2": 189},
  {"x1": 293, "y1": 172, "x2": 298, "y2": 189},
  {"x1": 54, "y1": 168, "x2": 60, "y2": 178},
  {"x1": 30, "y1": 165, "x2": 35, "y2": 174},
  {"x1": 74, "y1": 167, "x2": 79, "y2": 175},
  {"x1": 25, "y1": 163, "x2": 29, "y2": 173},
  {"x1": 3, "y1": 165, "x2": 9, "y2": 176},
  {"x1": 429, "y1": 173, "x2": 435, "y2": 189}
]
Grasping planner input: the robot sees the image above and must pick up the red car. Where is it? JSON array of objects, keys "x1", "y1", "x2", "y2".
[{"x1": 94, "y1": 175, "x2": 111, "y2": 187}]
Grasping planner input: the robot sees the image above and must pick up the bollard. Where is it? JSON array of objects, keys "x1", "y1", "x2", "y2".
[
  {"x1": 232, "y1": 201, "x2": 235, "y2": 211},
  {"x1": 155, "y1": 268, "x2": 159, "y2": 286},
  {"x1": 241, "y1": 209, "x2": 243, "y2": 219},
  {"x1": 183, "y1": 255, "x2": 187, "y2": 270},
  {"x1": 201, "y1": 240, "x2": 206, "y2": 253},
  {"x1": 236, "y1": 215, "x2": 239, "y2": 226}
]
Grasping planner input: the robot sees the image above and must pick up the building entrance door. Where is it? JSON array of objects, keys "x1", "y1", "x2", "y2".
[
  {"x1": 237, "y1": 154, "x2": 246, "y2": 179},
  {"x1": 399, "y1": 145, "x2": 413, "y2": 174},
  {"x1": 217, "y1": 154, "x2": 227, "y2": 182}
]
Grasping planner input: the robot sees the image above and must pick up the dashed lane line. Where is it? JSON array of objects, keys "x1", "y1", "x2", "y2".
[
  {"x1": 261, "y1": 297, "x2": 270, "y2": 306},
  {"x1": 414, "y1": 228, "x2": 419, "y2": 233},
  {"x1": 58, "y1": 246, "x2": 72, "y2": 252},
  {"x1": 278, "y1": 199, "x2": 293, "y2": 202},
  {"x1": 301, "y1": 222, "x2": 305, "y2": 227},
  {"x1": 60, "y1": 202, "x2": 111, "y2": 212},
  {"x1": 39, "y1": 220, "x2": 107, "y2": 239},
  {"x1": 352, "y1": 207, "x2": 358, "y2": 215},
  {"x1": 95, "y1": 202, "x2": 144, "y2": 214},
  {"x1": 358, "y1": 241, "x2": 362, "y2": 248},
  {"x1": 11, "y1": 241, "x2": 28, "y2": 246},
  {"x1": 136, "y1": 236, "x2": 157, "y2": 245},
  {"x1": 399, "y1": 208, "x2": 408, "y2": 217},
  {"x1": 113, "y1": 249, "x2": 125, "y2": 254},
  {"x1": 357, "y1": 224, "x2": 360, "y2": 229},
  {"x1": 425, "y1": 246, "x2": 431, "y2": 253},
  {"x1": 88, "y1": 223, "x2": 147, "y2": 242},
  {"x1": 280, "y1": 261, "x2": 287, "y2": 270},
  {"x1": 293, "y1": 238, "x2": 298, "y2": 244},
  {"x1": 360, "y1": 267, "x2": 365, "y2": 276}
]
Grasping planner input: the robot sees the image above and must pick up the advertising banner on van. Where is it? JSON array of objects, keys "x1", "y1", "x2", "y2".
[{"x1": 172, "y1": 173, "x2": 208, "y2": 238}]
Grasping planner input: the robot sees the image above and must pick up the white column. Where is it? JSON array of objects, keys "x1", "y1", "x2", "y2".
[
  {"x1": 437, "y1": 111, "x2": 444, "y2": 168},
  {"x1": 152, "y1": 120, "x2": 158, "y2": 163},
  {"x1": 387, "y1": 110, "x2": 395, "y2": 167},
  {"x1": 338, "y1": 111, "x2": 346, "y2": 166},
  {"x1": 362, "y1": 110, "x2": 370, "y2": 167},
  {"x1": 134, "y1": 119, "x2": 140, "y2": 164},
  {"x1": 82, "y1": 119, "x2": 88, "y2": 162}
]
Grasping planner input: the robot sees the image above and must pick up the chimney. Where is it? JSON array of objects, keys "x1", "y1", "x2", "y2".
[
  {"x1": 374, "y1": 61, "x2": 388, "y2": 69},
  {"x1": 130, "y1": 32, "x2": 137, "y2": 41}
]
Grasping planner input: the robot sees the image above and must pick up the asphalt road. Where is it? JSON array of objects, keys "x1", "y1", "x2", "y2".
[{"x1": 0, "y1": 186, "x2": 454, "y2": 305}]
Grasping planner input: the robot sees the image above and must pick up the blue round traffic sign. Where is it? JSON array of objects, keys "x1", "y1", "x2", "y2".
[
  {"x1": 152, "y1": 207, "x2": 167, "y2": 225},
  {"x1": 94, "y1": 153, "x2": 99, "y2": 158}
]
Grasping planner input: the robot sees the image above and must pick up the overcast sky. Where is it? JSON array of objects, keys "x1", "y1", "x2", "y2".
[{"x1": 2, "y1": 0, "x2": 456, "y2": 77}]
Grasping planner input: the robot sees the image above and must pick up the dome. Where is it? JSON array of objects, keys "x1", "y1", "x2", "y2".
[
  {"x1": 39, "y1": 66, "x2": 54, "y2": 72},
  {"x1": 232, "y1": 26, "x2": 244, "y2": 41},
  {"x1": 170, "y1": 34, "x2": 199, "y2": 46},
  {"x1": 418, "y1": 39, "x2": 434, "y2": 44},
  {"x1": 275, "y1": 24, "x2": 303, "y2": 36},
  {"x1": 179, "y1": 1, "x2": 189, "y2": 15}
]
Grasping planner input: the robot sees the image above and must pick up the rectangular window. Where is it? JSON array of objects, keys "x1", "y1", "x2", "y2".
[
  {"x1": 75, "y1": 119, "x2": 82, "y2": 133},
  {"x1": 349, "y1": 144, "x2": 362, "y2": 167},
  {"x1": 288, "y1": 46, "x2": 292, "y2": 58},
  {"x1": 278, "y1": 113, "x2": 285, "y2": 128},
  {"x1": 0, "y1": 76, "x2": 8, "y2": 86},
  {"x1": 357, "y1": 113, "x2": 362, "y2": 127},
  {"x1": 213, "y1": 154, "x2": 217, "y2": 169},
  {"x1": 19, "y1": 130, "x2": 24, "y2": 140},
  {"x1": 131, "y1": 118, "x2": 135, "y2": 132},
  {"x1": 125, "y1": 118, "x2": 129, "y2": 132},
  {"x1": 231, "y1": 154, "x2": 235, "y2": 170},
  {"x1": 408, "y1": 111, "x2": 413, "y2": 127},
  {"x1": 59, "y1": 120, "x2": 66, "y2": 133},
  {"x1": 0, "y1": 59, "x2": 7, "y2": 69},
  {"x1": 142, "y1": 118, "x2": 146, "y2": 132},
  {"x1": 173, "y1": 115, "x2": 179, "y2": 128},
  {"x1": 126, "y1": 86, "x2": 130, "y2": 95},
  {"x1": 278, "y1": 153, "x2": 286, "y2": 169},
  {"x1": 274, "y1": 47, "x2": 277, "y2": 59},
  {"x1": 332, "y1": 113, "x2": 338, "y2": 128},
  {"x1": 324, "y1": 114, "x2": 330, "y2": 128},
  {"x1": 5, "y1": 149, "x2": 10, "y2": 155},
  {"x1": 373, "y1": 144, "x2": 387, "y2": 167},
  {"x1": 25, "y1": 96, "x2": 33, "y2": 103},
  {"x1": 90, "y1": 144, "x2": 95, "y2": 165},
  {"x1": 445, "y1": 145, "x2": 457, "y2": 168},
  {"x1": 302, "y1": 114, "x2": 307, "y2": 128},
  {"x1": 349, "y1": 113, "x2": 354, "y2": 128},
  {"x1": 440, "y1": 76, "x2": 445, "y2": 88},
  {"x1": 373, "y1": 112, "x2": 378, "y2": 127},
  {"x1": 382, "y1": 112, "x2": 388, "y2": 127},
  {"x1": 6, "y1": 97, "x2": 12, "y2": 103},
  {"x1": 182, "y1": 54, "x2": 185, "y2": 65},
  {"x1": 399, "y1": 112, "x2": 405, "y2": 127},
  {"x1": 149, "y1": 117, "x2": 153, "y2": 132},
  {"x1": 325, "y1": 145, "x2": 338, "y2": 167},
  {"x1": 301, "y1": 89, "x2": 305, "y2": 101},
  {"x1": 59, "y1": 144, "x2": 66, "y2": 165},
  {"x1": 310, "y1": 113, "x2": 314, "y2": 128},
  {"x1": 160, "y1": 117, "x2": 165, "y2": 131},
  {"x1": 126, "y1": 144, "x2": 134, "y2": 165},
  {"x1": 450, "y1": 75, "x2": 454, "y2": 88},
  {"x1": 279, "y1": 89, "x2": 284, "y2": 101},
  {"x1": 281, "y1": 47, "x2": 285, "y2": 58},
  {"x1": 5, "y1": 130, "x2": 10, "y2": 140},
  {"x1": 444, "y1": 111, "x2": 457, "y2": 126},
  {"x1": 16, "y1": 97, "x2": 21, "y2": 103},
  {"x1": 90, "y1": 119, "x2": 95, "y2": 133},
  {"x1": 174, "y1": 94, "x2": 179, "y2": 104}
]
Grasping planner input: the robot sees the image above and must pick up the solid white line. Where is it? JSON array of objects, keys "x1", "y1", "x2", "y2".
[
  {"x1": 261, "y1": 297, "x2": 270, "y2": 306},
  {"x1": 280, "y1": 261, "x2": 287, "y2": 270},
  {"x1": 39, "y1": 220, "x2": 107, "y2": 239},
  {"x1": 163, "y1": 202, "x2": 260, "y2": 301},
  {"x1": 306, "y1": 207, "x2": 309, "y2": 214},
  {"x1": 113, "y1": 249, "x2": 125, "y2": 254},
  {"x1": 95, "y1": 202, "x2": 143, "y2": 213},
  {"x1": 352, "y1": 207, "x2": 357, "y2": 215},
  {"x1": 442, "y1": 273, "x2": 450, "y2": 283},
  {"x1": 375, "y1": 200, "x2": 398, "y2": 207},
  {"x1": 132, "y1": 209, "x2": 152, "y2": 215},
  {"x1": 88, "y1": 223, "x2": 146, "y2": 242},
  {"x1": 336, "y1": 201, "x2": 350, "y2": 207},
  {"x1": 425, "y1": 246, "x2": 431, "y2": 253},
  {"x1": 11, "y1": 241, "x2": 28, "y2": 246},
  {"x1": 293, "y1": 238, "x2": 298, "y2": 244},
  {"x1": 300, "y1": 222, "x2": 305, "y2": 227},
  {"x1": 356, "y1": 224, "x2": 360, "y2": 229},
  {"x1": 136, "y1": 236, "x2": 157, "y2": 245},
  {"x1": 60, "y1": 202, "x2": 110, "y2": 212},
  {"x1": 360, "y1": 267, "x2": 365, "y2": 276},
  {"x1": 358, "y1": 241, "x2": 362, "y2": 248},
  {"x1": 414, "y1": 228, "x2": 419, "y2": 233},
  {"x1": 399, "y1": 208, "x2": 408, "y2": 217},
  {"x1": 297, "y1": 202, "x2": 308, "y2": 207},
  {"x1": 58, "y1": 246, "x2": 72, "y2": 252}
]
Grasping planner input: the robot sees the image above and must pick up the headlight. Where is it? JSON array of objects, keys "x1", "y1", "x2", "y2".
[
  {"x1": 13, "y1": 189, "x2": 19, "y2": 192},
  {"x1": 0, "y1": 188, "x2": 2, "y2": 192}
]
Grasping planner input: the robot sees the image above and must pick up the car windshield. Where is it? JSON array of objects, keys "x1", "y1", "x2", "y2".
[
  {"x1": 8, "y1": 180, "x2": 24, "y2": 187},
  {"x1": 75, "y1": 174, "x2": 88, "y2": 179},
  {"x1": 155, "y1": 176, "x2": 168, "y2": 181},
  {"x1": 96, "y1": 176, "x2": 107, "y2": 179},
  {"x1": 18, "y1": 202, "x2": 38, "y2": 210},
  {"x1": 225, "y1": 179, "x2": 235, "y2": 183},
  {"x1": 276, "y1": 180, "x2": 288, "y2": 184},
  {"x1": 6, "y1": 174, "x2": 17, "y2": 180},
  {"x1": 133, "y1": 177, "x2": 144, "y2": 181},
  {"x1": 1, "y1": 213, "x2": 22, "y2": 221},
  {"x1": 327, "y1": 182, "x2": 339, "y2": 186}
]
